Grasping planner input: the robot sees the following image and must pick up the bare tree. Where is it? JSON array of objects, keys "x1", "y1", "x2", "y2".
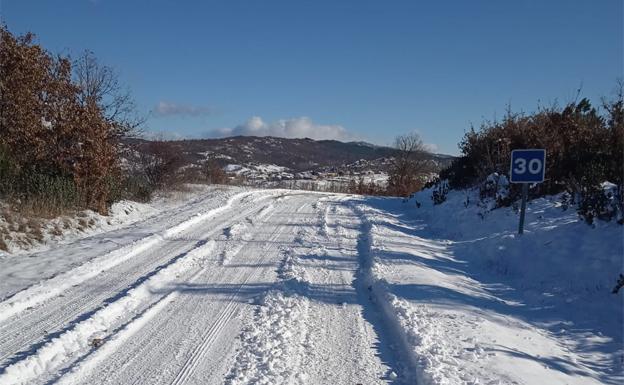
[
  {"x1": 137, "y1": 141, "x2": 184, "y2": 188},
  {"x1": 387, "y1": 132, "x2": 431, "y2": 197},
  {"x1": 73, "y1": 50, "x2": 144, "y2": 138},
  {"x1": 201, "y1": 156, "x2": 227, "y2": 184}
]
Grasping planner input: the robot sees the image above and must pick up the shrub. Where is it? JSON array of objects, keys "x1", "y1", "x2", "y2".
[
  {"x1": 431, "y1": 179, "x2": 449, "y2": 205},
  {"x1": 438, "y1": 89, "x2": 623, "y2": 223},
  {"x1": 479, "y1": 173, "x2": 511, "y2": 208},
  {"x1": 578, "y1": 183, "x2": 624, "y2": 225},
  {"x1": 202, "y1": 159, "x2": 228, "y2": 184},
  {"x1": 0, "y1": 26, "x2": 140, "y2": 215}
]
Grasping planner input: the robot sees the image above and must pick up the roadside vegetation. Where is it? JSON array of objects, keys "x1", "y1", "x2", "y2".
[
  {"x1": 428, "y1": 88, "x2": 624, "y2": 225},
  {"x1": 0, "y1": 25, "x2": 140, "y2": 217},
  {"x1": 0, "y1": 26, "x2": 226, "y2": 251},
  {"x1": 345, "y1": 132, "x2": 434, "y2": 197}
]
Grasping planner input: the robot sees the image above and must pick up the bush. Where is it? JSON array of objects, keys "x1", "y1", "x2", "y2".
[
  {"x1": 202, "y1": 159, "x2": 228, "y2": 185},
  {"x1": 0, "y1": 26, "x2": 139, "y2": 215},
  {"x1": 136, "y1": 141, "x2": 184, "y2": 189},
  {"x1": 110, "y1": 175, "x2": 154, "y2": 203},
  {"x1": 479, "y1": 173, "x2": 512, "y2": 208},
  {"x1": 439, "y1": 156, "x2": 479, "y2": 190},
  {"x1": 578, "y1": 183, "x2": 624, "y2": 225},
  {"x1": 438, "y1": 90, "x2": 624, "y2": 223},
  {"x1": 431, "y1": 179, "x2": 449, "y2": 205}
]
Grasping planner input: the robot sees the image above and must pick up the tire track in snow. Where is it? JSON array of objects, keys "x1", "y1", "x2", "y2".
[
  {"x1": 0, "y1": 238, "x2": 218, "y2": 385},
  {"x1": 56, "y1": 198, "x2": 311, "y2": 385},
  {"x1": 0, "y1": 238, "x2": 210, "y2": 372},
  {"x1": 301, "y1": 198, "x2": 396, "y2": 384},
  {"x1": 54, "y1": 289, "x2": 179, "y2": 385},
  {"x1": 349, "y1": 201, "x2": 421, "y2": 384},
  {"x1": 0, "y1": 191, "x2": 262, "y2": 324},
  {"x1": 0, "y1": 192, "x2": 279, "y2": 369},
  {"x1": 0, "y1": 192, "x2": 288, "y2": 384},
  {"x1": 227, "y1": 197, "x2": 393, "y2": 385},
  {"x1": 224, "y1": 231, "x2": 313, "y2": 385},
  {"x1": 55, "y1": 248, "x2": 255, "y2": 385},
  {"x1": 171, "y1": 220, "x2": 286, "y2": 385},
  {"x1": 218, "y1": 200, "x2": 277, "y2": 265}
]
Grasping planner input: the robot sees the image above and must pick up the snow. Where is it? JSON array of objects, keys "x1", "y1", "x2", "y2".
[
  {"x1": 351, "y1": 186, "x2": 623, "y2": 384},
  {"x1": 0, "y1": 200, "x2": 158, "y2": 256},
  {"x1": 222, "y1": 162, "x2": 389, "y2": 192},
  {"x1": 0, "y1": 189, "x2": 259, "y2": 324},
  {"x1": 224, "y1": 163, "x2": 292, "y2": 181},
  {"x1": 0, "y1": 185, "x2": 248, "y2": 300},
  {"x1": 226, "y1": 289, "x2": 310, "y2": 384},
  {"x1": 0, "y1": 240, "x2": 216, "y2": 384},
  {"x1": 226, "y1": 197, "x2": 392, "y2": 384},
  {"x1": 0, "y1": 185, "x2": 621, "y2": 385}
]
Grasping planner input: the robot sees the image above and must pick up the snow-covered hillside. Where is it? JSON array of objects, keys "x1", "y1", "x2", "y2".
[
  {"x1": 0, "y1": 187, "x2": 620, "y2": 385},
  {"x1": 121, "y1": 136, "x2": 453, "y2": 193}
]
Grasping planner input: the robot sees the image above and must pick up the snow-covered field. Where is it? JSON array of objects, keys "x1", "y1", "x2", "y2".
[{"x1": 0, "y1": 186, "x2": 621, "y2": 384}]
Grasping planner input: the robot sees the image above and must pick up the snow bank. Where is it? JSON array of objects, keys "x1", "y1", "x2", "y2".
[
  {"x1": 226, "y1": 290, "x2": 310, "y2": 385},
  {"x1": 0, "y1": 189, "x2": 255, "y2": 323},
  {"x1": 353, "y1": 186, "x2": 623, "y2": 385},
  {"x1": 0, "y1": 200, "x2": 158, "y2": 256},
  {"x1": 410, "y1": 186, "x2": 623, "y2": 292}
]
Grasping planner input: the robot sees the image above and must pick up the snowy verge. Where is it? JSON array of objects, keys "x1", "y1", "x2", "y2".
[
  {"x1": 352, "y1": 188, "x2": 623, "y2": 385},
  {"x1": 0, "y1": 189, "x2": 259, "y2": 323},
  {"x1": 0, "y1": 185, "x2": 251, "y2": 258},
  {"x1": 0, "y1": 186, "x2": 255, "y2": 300},
  {"x1": 410, "y1": 186, "x2": 623, "y2": 294},
  {"x1": 0, "y1": 200, "x2": 158, "y2": 256}
]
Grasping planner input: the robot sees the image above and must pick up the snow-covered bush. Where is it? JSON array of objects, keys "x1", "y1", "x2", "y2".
[
  {"x1": 426, "y1": 174, "x2": 511, "y2": 213},
  {"x1": 479, "y1": 173, "x2": 510, "y2": 207},
  {"x1": 578, "y1": 182, "x2": 624, "y2": 225},
  {"x1": 431, "y1": 179, "x2": 449, "y2": 205}
]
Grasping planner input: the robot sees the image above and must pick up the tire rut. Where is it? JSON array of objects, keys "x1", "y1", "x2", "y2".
[{"x1": 0, "y1": 193, "x2": 279, "y2": 374}]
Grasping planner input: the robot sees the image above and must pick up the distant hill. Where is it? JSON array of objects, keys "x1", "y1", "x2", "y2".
[{"x1": 123, "y1": 136, "x2": 454, "y2": 173}]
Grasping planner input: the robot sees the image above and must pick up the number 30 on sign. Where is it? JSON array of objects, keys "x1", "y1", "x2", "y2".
[{"x1": 510, "y1": 149, "x2": 546, "y2": 183}]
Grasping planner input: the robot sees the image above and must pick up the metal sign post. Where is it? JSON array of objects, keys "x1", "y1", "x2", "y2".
[
  {"x1": 510, "y1": 149, "x2": 546, "y2": 235},
  {"x1": 518, "y1": 183, "x2": 529, "y2": 234}
]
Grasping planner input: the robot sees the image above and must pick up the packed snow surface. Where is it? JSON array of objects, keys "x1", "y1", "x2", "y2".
[{"x1": 0, "y1": 186, "x2": 620, "y2": 384}]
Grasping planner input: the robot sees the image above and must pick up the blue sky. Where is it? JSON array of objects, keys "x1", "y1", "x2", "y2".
[{"x1": 1, "y1": 0, "x2": 622, "y2": 154}]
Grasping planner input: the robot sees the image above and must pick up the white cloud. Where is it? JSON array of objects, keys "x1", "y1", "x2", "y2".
[
  {"x1": 153, "y1": 101, "x2": 216, "y2": 118},
  {"x1": 424, "y1": 143, "x2": 439, "y2": 153},
  {"x1": 214, "y1": 116, "x2": 354, "y2": 141}
]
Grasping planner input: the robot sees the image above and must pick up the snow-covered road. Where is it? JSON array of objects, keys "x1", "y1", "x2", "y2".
[
  {"x1": 0, "y1": 188, "x2": 620, "y2": 385},
  {"x1": 0, "y1": 190, "x2": 396, "y2": 385}
]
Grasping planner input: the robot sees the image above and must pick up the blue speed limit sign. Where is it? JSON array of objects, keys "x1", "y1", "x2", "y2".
[{"x1": 510, "y1": 149, "x2": 546, "y2": 183}]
